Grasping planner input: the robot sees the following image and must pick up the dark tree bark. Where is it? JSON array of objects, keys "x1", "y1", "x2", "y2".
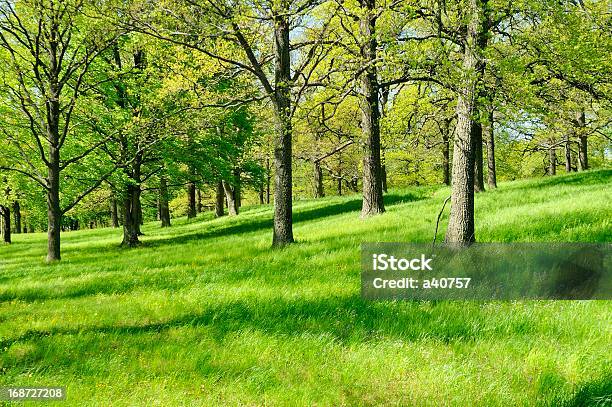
[
  {"x1": 12, "y1": 201, "x2": 21, "y2": 233},
  {"x1": 473, "y1": 122, "x2": 485, "y2": 192},
  {"x1": 117, "y1": 196, "x2": 124, "y2": 226},
  {"x1": 549, "y1": 144, "x2": 557, "y2": 176},
  {"x1": 576, "y1": 110, "x2": 588, "y2": 171},
  {"x1": 359, "y1": 0, "x2": 385, "y2": 217},
  {"x1": 43, "y1": 34, "x2": 63, "y2": 260},
  {"x1": 472, "y1": 0, "x2": 491, "y2": 194},
  {"x1": 222, "y1": 180, "x2": 239, "y2": 216},
  {"x1": 313, "y1": 161, "x2": 324, "y2": 198},
  {"x1": 110, "y1": 196, "x2": 119, "y2": 227},
  {"x1": 135, "y1": 188, "x2": 143, "y2": 228},
  {"x1": 1, "y1": 205, "x2": 10, "y2": 243},
  {"x1": 215, "y1": 181, "x2": 225, "y2": 217},
  {"x1": 121, "y1": 153, "x2": 143, "y2": 246},
  {"x1": 485, "y1": 111, "x2": 497, "y2": 188},
  {"x1": 197, "y1": 188, "x2": 203, "y2": 213},
  {"x1": 442, "y1": 120, "x2": 451, "y2": 186},
  {"x1": 564, "y1": 134, "x2": 572, "y2": 173},
  {"x1": 265, "y1": 158, "x2": 271, "y2": 204},
  {"x1": 47, "y1": 140, "x2": 62, "y2": 261},
  {"x1": 271, "y1": 8, "x2": 294, "y2": 246},
  {"x1": 379, "y1": 86, "x2": 390, "y2": 193},
  {"x1": 114, "y1": 50, "x2": 148, "y2": 246},
  {"x1": 233, "y1": 169, "x2": 241, "y2": 208},
  {"x1": 445, "y1": 0, "x2": 482, "y2": 244},
  {"x1": 121, "y1": 183, "x2": 140, "y2": 247},
  {"x1": 159, "y1": 176, "x2": 171, "y2": 227},
  {"x1": 381, "y1": 164, "x2": 388, "y2": 193},
  {"x1": 578, "y1": 135, "x2": 588, "y2": 171},
  {"x1": 187, "y1": 181, "x2": 197, "y2": 218},
  {"x1": 380, "y1": 88, "x2": 389, "y2": 194}
]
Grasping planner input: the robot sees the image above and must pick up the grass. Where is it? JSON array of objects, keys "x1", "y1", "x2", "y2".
[{"x1": 0, "y1": 169, "x2": 611, "y2": 406}]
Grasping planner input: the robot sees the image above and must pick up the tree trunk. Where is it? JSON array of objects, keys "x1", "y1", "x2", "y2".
[
  {"x1": 44, "y1": 52, "x2": 63, "y2": 260},
  {"x1": 215, "y1": 181, "x2": 225, "y2": 217},
  {"x1": 187, "y1": 181, "x2": 197, "y2": 218},
  {"x1": 197, "y1": 188, "x2": 203, "y2": 213},
  {"x1": 47, "y1": 143, "x2": 62, "y2": 261},
  {"x1": 564, "y1": 134, "x2": 572, "y2": 173},
  {"x1": 485, "y1": 112, "x2": 497, "y2": 188},
  {"x1": 223, "y1": 180, "x2": 238, "y2": 216},
  {"x1": 576, "y1": 110, "x2": 588, "y2": 171},
  {"x1": 1, "y1": 205, "x2": 10, "y2": 243},
  {"x1": 266, "y1": 157, "x2": 271, "y2": 205},
  {"x1": 159, "y1": 176, "x2": 171, "y2": 227},
  {"x1": 445, "y1": 0, "x2": 481, "y2": 245},
  {"x1": 12, "y1": 201, "x2": 21, "y2": 233},
  {"x1": 578, "y1": 136, "x2": 588, "y2": 171},
  {"x1": 233, "y1": 169, "x2": 241, "y2": 208},
  {"x1": 380, "y1": 90, "x2": 389, "y2": 195},
  {"x1": 472, "y1": 0, "x2": 491, "y2": 193},
  {"x1": 473, "y1": 121, "x2": 485, "y2": 192},
  {"x1": 442, "y1": 124, "x2": 451, "y2": 186},
  {"x1": 110, "y1": 196, "x2": 119, "y2": 227},
  {"x1": 134, "y1": 186, "x2": 143, "y2": 231},
  {"x1": 360, "y1": 0, "x2": 385, "y2": 217},
  {"x1": 271, "y1": 8, "x2": 294, "y2": 246},
  {"x1": 313, "y1": 161, "x2": 324, "y2": 198},
  {"x1": 121, "y1": 158, "x2": 142, "y2": 246},
  {"x1": 121, "y1": 183, "x2": 140, "y2": 247},
  {"x1": 549, "y1": 144, "x2": 557, "y2": 176},
  {"x1": 381, "y1": 164, "x2": 388, "y2": 193}
]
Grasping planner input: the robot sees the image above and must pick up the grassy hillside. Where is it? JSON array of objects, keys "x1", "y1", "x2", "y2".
[{"x1": 1, "y1": 170, "x2": 611, "y2": 406}]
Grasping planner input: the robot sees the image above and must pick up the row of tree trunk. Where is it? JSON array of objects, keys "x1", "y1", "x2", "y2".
[
  {"x1": 0, "y1": 205, "x2": 11, "y2": 243},
  {"x1": 546, "y1": 110, "x2": 588, "y2": 175},
  {"x1": 123, "y1": 173, "x2": 242, "y2": 233},
  {"x1": 0, "y1": 201, "x2": 27, "y2": 243}
]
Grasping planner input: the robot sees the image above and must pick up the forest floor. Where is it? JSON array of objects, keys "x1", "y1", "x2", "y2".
[{"x1": 0, "y1": 169, "x2": 611, "y2": 406}]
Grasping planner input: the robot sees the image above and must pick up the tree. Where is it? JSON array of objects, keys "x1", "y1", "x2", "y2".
[
  {"x1": 444, "y1": 0, "x2": 483, "y2": 244},
  {"x1": 0, "y1": 204, "x2": 9, "y2": 243},
  {"x1": 159, "y1": 175, "x2": 171, "y2": 227},
  {"x1": 129, "y1": 0, "x2": 330, "y2": 246},
  {"x1": 358, "y1": 0, "x2": 385, "y2": 216},
  {"x1": 0, "y1": 0, "x2": 119, "y2": 260}
]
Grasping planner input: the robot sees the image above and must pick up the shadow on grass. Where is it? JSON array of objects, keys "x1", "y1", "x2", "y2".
[
  {"x1": 0, "y1": 275, "x2": 190, "y2": 303},
  {"x1": 0, "y1": 294, "x2": 528, "y2": 354},
  {"x1": 552, "y1": 375, "x2": 612, "y2": 407},
  {"x1": 505, "y1": 169, "x2": 612, "y2": 192},
  {"x1": 141, "y1": 192, "x2": 423, "y2": 249}
]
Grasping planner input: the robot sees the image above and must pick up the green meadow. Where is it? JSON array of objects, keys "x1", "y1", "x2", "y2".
[{"x1": 1, "y1": 170, "x2": 611, "y2": 406}]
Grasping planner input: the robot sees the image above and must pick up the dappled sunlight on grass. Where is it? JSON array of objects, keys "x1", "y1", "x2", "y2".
[{"x1": 0, "y1": 170, "x2": 610, "y2": 405}]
